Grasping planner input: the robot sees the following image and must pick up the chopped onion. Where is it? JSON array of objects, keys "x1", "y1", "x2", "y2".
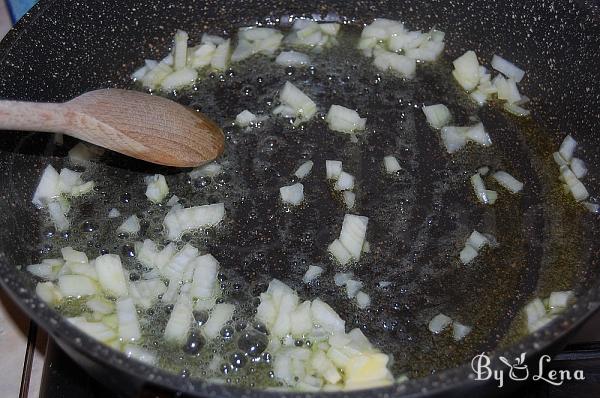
[
  {"x1": 583, "y1": 202, "x2": 599, "y2": 213},
  {"x1": 58, "y1": 275, "x2": 98, "y2": 297},
  {"x1": 422, "y1": 104, "x2": 451, "y2": 129},
  {"x1": 343, "y1": 191, "x2": 356, "y2": 209},
  {"x1": 68, "y1": 143, "x2": 104, "y2": 164},
  {"x1": 160, "y1": 67, "x2": 198, "y2": 91},
  {"x1": 459, "y1": 245, "x2": 478, "y2": 265},
  {"x1": 326, "y1": 160, "x2": 343, "y2": 180},
  {"x1": 32, "y1": 165, "x2": 60, "y2": 207},
  {"x1": 164, "y1": 294, "x2": 193, "y2": 342},
  {"x1": 493, "y1": 171, "x2": 524, "y2": 193},
  {"x1": 290, "y1": 301, "x2": 313, "y2": 336},
  {"x1": 210, "y1": 39, "x2": 231, "y2": 71},
  {"x1": 164, "y1": 203, "x2": 225, "y2": 241},
  {"x1": 189, "y1": 43, "x2": 216, "y2": 68},
  {"x1": 491, "y1": 54, "x2": 525, "y2": 83},
  {"x1": 161, "y1": 244, "x2": 198, "y2": 281},
  {"x1": 503, "y1": 102, "x2": 530, "y2": 117},
  {"x1": 478, "y1": 166, "x2": 490, "y2": 176},
  {"x1": 525, "y1": 298, "x2": 547, "y2": 332},
  {"x1": 570, "y1": 158, "x2": 588, "y2": 179},
  {"x1": 94, "y1": 254, "x2": 129, "y2": 297},
  {"x1": 27, "y1": 258, "x2": 63, "y2": 281},
  {"x1": 108, "y1": 208, "x2": 120, "y2": 218},
  {"x1": 311, "y1": 298, "x2": 345, "y2": 333},
  {"x1": 294, "y1": 160, "x2": 314, "y2": 179},
  {"x1": 47, "y1": 200, "x2": 70, "y2": 231},
  {"x1": 145, "y1": 174, "x2": 169, "y2": 204},
  {"x1": 189, "y1": 162, "x2": 223, "y2": 179},
  {"x1": 494, "y1": 75, "x2": 522, "y2": 104},
  {"x1": 117, "y1": 215, "x2": 141, "y2": 234},
  {"x1": 569, "y1": 180, "x2": 589, "y2": 202},
  {"x1": 201, "y1": 33, "x2": 225, "y2": 45},
  {"x1": 277, "y1": 81, "x2": 317, "y2": 124},
  {"x1": 464, "y1": 123, "x2": 492, "y2": 146},
  {"x1": 383, "y1": 156, "x2": 401, "y2": 173},
  {"x1": 355, "y1": 291, "x2": 371, "y2": 309},
  {"x1": 466, "y1": 230, "x2": 489, "y2": 251},
  {"x1": 338, "y1": 214, "x2": 369, "y2": 260},
  {"x1": 166, "y1": 195, "x2": 179, "y2": 207},
  {"x1": 378, "y1": 281, "x2": 391, "y2": 288},
  {"x1": 303, "y1": 265, "x2": 324, "y2": 284},
  {"x1": 452, "y1": 51, "x2": 480, "y2": 91},
  {"x1": 470, "y1": 173, "x2": 491, "y2": 204},
  {"x1": 548, "y1": 291, "x2": 573, "y2": 314},
  {"x1": 275, "y1": 51, "x2": 311, "y2": 67},
  {"x1": 235, "y1": 109, "x2": 257, "y2": 127},
  {"x1": 328, "y1": 239, "x2": 352, "y2": 266},
  {"x1": 325, "y1": 105, "x2": 367, "y2": 134},
  {"x1": 428, "y1": 313, "x2": 452, "y2": 334},
  {"x1": 35, "y1": 281, "x2": 63, "y2": 304},
  {"x1": 117, "y1": 297, "x2": 141, "y2": 341},
  {"x1": 173, "y1": 30, "x2": 189, "y2": 71},
  {"x1": 345, "y1": 280, "x2": 363, "y2": 299},
  {"x1": 559, "y1": 135, "x2": 577, "y2": 162},
  {"x1": 452, "y1": 322, "x2": 472, "y2": 341},
  {"x1": 129, "y1": 279, "x2": 167, "y2": 308},
  {"x1": 373, "y1": 51, "x2": 416, "y2": 78},
  {"x1": 280, "y1": 183, "x2": 304, "y2": 206},
  {"x1": 202, "y1": 303, "x2": 235, "y2": 339},
  {"x1": 68, "y1": 317, "x2": 116, "y2": 343},
  {"x1": 190, "y1": 254, "x2": 220, "y2": 299},
  {"x1": 440, "y1": 126, "x2": 467, "y2": 153},
  {"x1": 334, "y1": 171, "x2": 355, "y2": 191},
  {"x1": 470, "y1": 90, "x2": 488, "y2": 106},
  {"x1": 334, "y1": 272, "x2": 354, "y2": 286}
]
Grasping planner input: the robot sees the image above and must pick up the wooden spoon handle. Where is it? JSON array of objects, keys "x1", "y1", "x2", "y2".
[{"x1": 0, "y1": 100, "x2": 72, "y2": 134}]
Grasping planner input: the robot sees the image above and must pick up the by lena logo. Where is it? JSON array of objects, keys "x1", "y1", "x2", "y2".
[{"x1": 471, "y1": 352, "x2": 585, "y2": 388}]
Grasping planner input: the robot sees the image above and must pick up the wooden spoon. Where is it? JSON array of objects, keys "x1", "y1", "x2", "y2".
[{"x1": 0, "y1": 88, "x2": 224, "y2": 167}]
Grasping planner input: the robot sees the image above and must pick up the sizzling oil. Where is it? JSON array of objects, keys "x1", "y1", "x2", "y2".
[{"x1": 39, "y1": 26, "x2": 589, "y2": 386}]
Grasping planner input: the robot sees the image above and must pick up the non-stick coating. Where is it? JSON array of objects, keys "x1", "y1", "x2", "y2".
[{"x1": 0, "y1": 0, "x2": 599, "y2": 397}]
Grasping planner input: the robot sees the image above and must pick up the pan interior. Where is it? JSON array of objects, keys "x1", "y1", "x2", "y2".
[{"x1": 21, "y1": 24, "x2": 596, "y2": 386}]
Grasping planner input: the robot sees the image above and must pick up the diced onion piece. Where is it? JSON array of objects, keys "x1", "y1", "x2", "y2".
[
  {"x1": 485, "y1": 190, "x2": 498, "y2": 205},
  {"x1": 280, "y1": 183, "x2": 304, "y2": 206},
  {"x1": 491, "y1": 54, "x2": 525, "y2": 83},
  {"x1": 459, "y1": 245, "x2": 478, "y2": 265},
  {"x1": 452, "y1": 322, "x2": 472, "y2": 341},
  {"x1": 123, "y1": 345, "x2": 157, "y2": 365},
  {"x1": 343, "y1": 191, "x2": 356, "y2": 209},
  {"x1": 68, "y1": 317, "x2": 117, "y2": 343},
  {"x1": 164, "y1": 203, "x2": 225, "y2": 241},
  {"x1": 290, "y1": 301, "x2": 313, "y2": 336},
  {"x1": 570, "y1": 158, "x2": 588, "y2": 179},
  {"x1": 202, "y1": 303, "x2": 235, "y2": 339},
  {"x1": 117, "y1": 215, "x2": 141, "y2": 234},
  {"x1": 235, "y1": 110, "x2": 257, "y2": 127},
  {"x1": 116, "y1": 297, "x2": 141, "y2": 341},
  {"x1": 325, "y1": 105, "x2": 366, "y2": 134},
  {"x1": 440, "y1": 126, "x2": 467, "y2": 154},
  {"x1": 470, "y1": 173, "x2": 490, "y2": 204},
  {"x1": 95, "y1": 254, "x2": 129, "y2": 297},
  {"x1": 32, "y1": 165, "x2": 60, "y2": 207},
  {"x1": 355, "y1": 291, "x2": 371, "y2": 309},
  {"x1": 326, "y1": 160, "x2": 343, "y2": 180},
  {"x1": 28, "y1": 259, "x2": 63, "y2": 281},
  {"x1": 189, "y1": 162, "x2": 223, "y2": 179},
  {"x1": 470, "y1": 89, "x2": 489, "y2": 107},
  {"x1": 294, "y1": 161, "x2": 314, "y2": 179},
  {"x1": 338, "y1": 214, "x2": 369, "y2": 260},
  {"x1": 452, "y1": 51, "x2": 480, "y2": 91},
  {"x1": 160, "y1": 67, "x2": 197, "y2": 91},
  {"x1": 503, "y1": 102, "x2": 531, "y2": 117},
  {"x1": 311, "y1": 298, "x2": 344, "y2": 333},
  {"x1": 68, "y1": 143, "x2": 104, "y2": 164},
  {"x1": 466, "y1": 230, "x2": 489, "y2": 251},
  {"x1": 276, "y1": 51, "x2": 310, "y2": 67},
  {"x1": 129, "y1": 279, "x2": 167, "y2": 308},
  {"x1": 190, "y1": 254, "x2": 220, "y2": 299},
  {"x1": 422, "y1": 104, "x2": 451, "y2": 129},
  {"x1": 548, "y1": 291, "x2": 573, "y2": 314},
  {"x1": 189, "y1": 43, "x2": 216, "y2": 68},
  {"x1": 47, "y1": 200, "x2": 70, "y2": 232},
  {"x1": 166, "y1": 195, "x2": 179, "y2": 207},
  {"x1": 478, "y1": 166, "x2": 490, "y2": 176},
  {"x1": 164, "y1": 294, "x2": 193, "y2": 343},
  {"x1": 161, "y1": 244, "x2": 198, "y2": 281},
  {"x1": 58, "y1": 274, "x2": 98, "y2": 297},
  {"x1": 61, "y1": 247, "x2": 87, "y2": 263},
  {"x1": 210, "y1": 39, "x2": 231, "y2": 71},
  {"x1": 131, "y1": 65, "x2": 148, "y2": 81},
  {"x1": 303, "y1": 265, "x2": 324, "y2": 284},
  {"x1": 108, "y1": 208, "x2": 120, "y2": 218},
  {"x1": 201, "y1": 33, "x2": 225, "y2": 45},
  {"x1": 334, "y1": 272, "x2": 354, "y2": 286},
  {"x1": 36, "y1": 281, "x2": 63, "y2": 304},
  {"x1": 559, "y1": 135, "x2": 577, "y2": 162},
  {"x1": 569, "y1": 180, "x2": 589, "y2": 202},
  {"x1": 373, "y1": 51, "x2": 416, "y2": 78},
  {"x1": 345, "y1": 280, "x2": 363, "y2": 299},
  {"x1": 525, "y1": 298, "x2": 547, "y2": 332},
  {"x1": 334, "y1": 171, "x2": 355, "y2": 191},
  {"x1": 383, "y1": 155, "x2": 401, "y2": 173},
  {"x1": 494, "y1": 75, "x2": 522, "y2": 104},
  {"x1": 141, "y1": 61, "x2": 172, "y2": 89},
  {"x1": 145, "y1": 174, "x2": 169, "y2": 204},
  {"x1": 320, "y1": 23, "x2": 340, "y2": 36},
  {"x1": 493, "y1": 171, "x2": 524, "y2": 193},
  {"x1": 329, "y1": 241, "x2": 353, "y2": 266},
  {"x1": 428, "y1": 313, "x2": 452, "y2": 334},
  {"x1": 172, "y1": 30, "x2": 189, "y2": 71},
  {"x1": 344, "y1": 353, "x2": 394, "y2": 390},
  {"x1": 464, "y1": 123, "x2": 491, "y2": 146},
  {"x1": 278, "y1": 81, "x2": 317, "y2": 124}
]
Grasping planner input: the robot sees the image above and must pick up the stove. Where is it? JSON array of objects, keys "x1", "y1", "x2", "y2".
[{"x1": 24, "y1": 311, "x2": 600, "y2": 398}]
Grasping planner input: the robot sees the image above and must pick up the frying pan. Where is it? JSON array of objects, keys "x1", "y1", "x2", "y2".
[{"x1": 0, "y1": 0, "x2": 599, "y2": 396}]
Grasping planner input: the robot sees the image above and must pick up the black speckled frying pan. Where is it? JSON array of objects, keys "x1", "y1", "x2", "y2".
[{"x1": 0, "y1": 0, "x2": 599, "y2": 397}]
